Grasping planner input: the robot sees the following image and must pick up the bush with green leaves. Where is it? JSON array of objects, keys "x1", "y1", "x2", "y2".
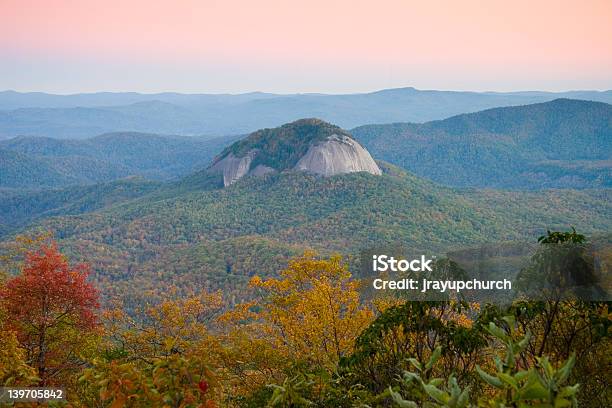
[
  {"x1": 476, "y1": 316, "x2": 579, "y2": 407},
  {"x1": 388, "y1": 316, "x2": 580, "y2": 408},
  {"x1": 266, "y1": 373, "x2": 315, "y2": 407},
  {"x1": 388, "y1": 346, "x2": 470, "y2": 408},
  {"x1": 341, "y1": 301, "x2": 488, "y2": 394}
]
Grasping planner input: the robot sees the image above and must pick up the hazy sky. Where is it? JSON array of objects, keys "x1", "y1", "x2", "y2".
[{"x1": 1, "y1": 0, "x2": 611, "y2": 94}]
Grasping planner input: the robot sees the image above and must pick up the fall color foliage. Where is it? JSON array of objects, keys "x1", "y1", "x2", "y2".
[
  {"x1": 0, "y1": 233, "x2": 610, "y2": 407},
  {"x1": 1, "y1": 243, "x2": 99, "y2": 386}
]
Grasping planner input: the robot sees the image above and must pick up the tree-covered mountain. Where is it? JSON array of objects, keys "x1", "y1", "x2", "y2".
[
  {"x1": 0, "y1": 177, "x2": 161, "y2": 231},
  {"x1": 3, "y1": 99, "x2": 609, "y2": 191},
  {"x1": 352, "y1": 99, "x2": 612, "y2": 189},
  {"x1": 0, "y1": 132, "x2": 238, "y2": 188},
  {"x1": 2, "y1": 88, "x2": 611, "y2": 139},
  {"x1": 1, "y1": 117, "x2": 610, "y2": 304},
  {"x1": 210, "y1": 118, "x2": 380, "y2": 185},
  {"x1": 0, "y1": 148, "x2": 80, "y2": 188},
  {"x1": 217, "y1": 118, "x2": 348, "y2": 166},
  {"x1": 3, "y1": 166, "x2": 608, "y2": 304}
]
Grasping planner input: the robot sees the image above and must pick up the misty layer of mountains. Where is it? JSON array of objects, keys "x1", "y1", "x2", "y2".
[
  {"x1": 2, "y1": 87, "x2": 612, "y2": 139},
  {"x1": 2, "y1": 98, "x2": 610, "y2": 191}
]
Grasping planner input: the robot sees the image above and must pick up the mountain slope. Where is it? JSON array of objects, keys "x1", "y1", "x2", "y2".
[
  {"x1": 352, "y1": 99, "x2": 612, "y2": 189},
  {"x1": 0, "y1": 148, "x2": 77, "y2": 188},
  {"x1": 0, "y1": 177, "x2": 161, "y2": 232},
  {"x1": 2, "y1": 88, "x2": 612, "y2": 139},
  {"x1": 1, "y1": 116, "x2": 610, "y2": 303},
  {"x1": 3, "y1": 169, "x2": 608, "y2": 302},
  {"x1": 0, "y1": 132, "x2": 238, "y2": 188}
]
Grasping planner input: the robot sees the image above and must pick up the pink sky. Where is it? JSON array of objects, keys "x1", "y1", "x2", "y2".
[{"x1": 1, "y1": 0, "x2": 611, "y2": 93}]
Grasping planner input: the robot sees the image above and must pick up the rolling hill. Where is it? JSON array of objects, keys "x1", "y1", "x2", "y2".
[
  {"x1": 0, "y1": 148, "x2": 79, "y2": 188},
  {"x1": 352, "y1": 99, "x2": 612, "y2": 189},
  {"x1": 0, "y1": 177, "x2": 161, "y2": 231},
  {"x1": 2, "y1": 99, "x2": 609, "y2": 191},
  {"x1": 0, "y1": 132, "x2": 238, "y2": 188},
  {"x1": 3, "y1": 163, "x2": 609, "y2": 305}
]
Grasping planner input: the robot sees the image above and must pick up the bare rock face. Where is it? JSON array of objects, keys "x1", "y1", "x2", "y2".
[
  {"x1": 294, "y1": 134, "x2": 382, "y2": 177},
  {"x1": 209, "y1": 151, "x2": 255, "y2": 186},
  {"x1": 208, "y1": 119, "x2": 381, "y2": 186},
  {"x1": 209, "y1": 152, "x2": 279, "y2": 186}
]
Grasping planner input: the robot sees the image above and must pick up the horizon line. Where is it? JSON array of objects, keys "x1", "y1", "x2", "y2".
[{"x1": 2, "y1": 86, "x2": 612, "y2": 97}]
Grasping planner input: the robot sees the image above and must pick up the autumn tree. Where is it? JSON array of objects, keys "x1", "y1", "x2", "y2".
[
  {"x1": 0, "y1": 329, "x2": 38, "y2": 386},
  {"x1": 0, "y1": 242, "x2": 100, "y2": 385},
  {"x1": 0, "y1": 233, "x2": 50, "y2": 388},
  {"x1": 103, "y1": 289, "x2": 223, "y2": 363},
  {"x1": 219, "y1": 252, "x2": 374, "y2": 398},
  {"x1": 78, "y1": 290, "x2": 223, "y2": 407},
  {"x1": 79, "y1": 351, "x2": 218, "y2": 408}
]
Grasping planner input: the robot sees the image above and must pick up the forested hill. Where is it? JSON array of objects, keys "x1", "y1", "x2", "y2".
[
  {"x1": 352, "y1": 99, "x2": 612, "y2": 189},
  {"x1": 209, "y1": 118, "x2": 381, "y2": 185},
  {"x1": 0, "y1": 111, "x2": 610, "y2": 305},
  {"x1": 3, "y1": 99, "x2": 610, "y2": 190},
  {"x1": 0, "y1": 177, "x2": 161, "y2": 231},
  {"x1": 215, "y1": 118, "x2": 351, "y2": 168},
  {"x1": 3, "y1": 166, "x2": 608, "y2": 303},
  {"x1": 0, "y1": 132, "x2": 238, "y2": 188}
]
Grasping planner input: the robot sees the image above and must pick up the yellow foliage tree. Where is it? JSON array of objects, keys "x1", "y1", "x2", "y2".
[
  {"x1": 104, "y1": 289, "x2": 223, "y2": 362},
  {"x1": 0, "y1": 329, "x2": 39, "y2": 387},
  {"x1": 77, "y1": 290, "x2": 224, "y2": 407},
  {"x1": 219, "y1": 252, "x2": 374, "y2": 395}
]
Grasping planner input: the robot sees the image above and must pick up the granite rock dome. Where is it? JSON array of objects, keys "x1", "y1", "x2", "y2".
[{"x1": 209, "y1": 119, "x2": 381, "y2": 186}]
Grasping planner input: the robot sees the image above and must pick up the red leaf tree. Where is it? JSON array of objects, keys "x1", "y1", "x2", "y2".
[{"x1": 1, "y1": 243, "x2": 99, "y2": 385}]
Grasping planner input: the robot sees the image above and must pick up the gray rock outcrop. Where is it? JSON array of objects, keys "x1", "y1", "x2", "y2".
[
  {"x1": 209, "y1": 123, "x2": 382, "y2": 186},
  {"x1": 209, "y1": 151, "x2": 255, "y2": 186},
  {"x1": 294, "y1": 134, "x2": 382, "y2": 177}
]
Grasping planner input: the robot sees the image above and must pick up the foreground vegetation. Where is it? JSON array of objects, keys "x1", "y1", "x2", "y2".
[{"x1": 0, "y1": 229, "x2": 609, "y2": 407}]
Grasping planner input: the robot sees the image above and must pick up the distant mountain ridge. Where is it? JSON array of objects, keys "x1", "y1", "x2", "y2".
[
  {"x1": 1, "y1": 87, "x2": 611, "y2": 139},
  {"x1": 2, "y1": 99, "x2": 610, "y2": 190},
  {"x1": 352, "y1": 99, "x2": 612, "y2": 189}
]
